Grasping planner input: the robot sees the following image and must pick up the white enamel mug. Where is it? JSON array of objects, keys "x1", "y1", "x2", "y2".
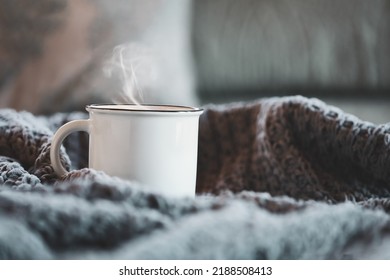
[{"x1": 50, "y1": 104, "x2": 203, "y2": 197}]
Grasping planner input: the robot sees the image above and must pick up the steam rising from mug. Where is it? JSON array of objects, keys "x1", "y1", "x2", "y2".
[{"x1": 103, "y1": 43, "x2": 157, "y2": 105}]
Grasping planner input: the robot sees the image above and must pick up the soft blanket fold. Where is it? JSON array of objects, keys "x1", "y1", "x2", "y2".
[{"x1": 0, "y1": 95, "x2": 390, "y2": 259}]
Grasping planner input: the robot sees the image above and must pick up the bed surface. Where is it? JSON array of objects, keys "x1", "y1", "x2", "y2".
[{"x1": 0, "y1": 96, "x2": 389, "y2": 259}]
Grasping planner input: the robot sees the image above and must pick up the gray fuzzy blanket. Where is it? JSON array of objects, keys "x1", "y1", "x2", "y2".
[{"x1": 1, "y1": 96, "x2": 390, "y2": 259}]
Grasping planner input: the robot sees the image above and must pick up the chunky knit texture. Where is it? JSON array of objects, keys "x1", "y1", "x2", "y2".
[{"x1": 1, "y1": 96, "x2": 390, "y2": 259}]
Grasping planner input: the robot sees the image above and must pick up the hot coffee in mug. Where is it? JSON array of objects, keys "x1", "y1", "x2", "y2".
[{"x1": 50, "y1": 104, "x2": 203, "y2": 197}]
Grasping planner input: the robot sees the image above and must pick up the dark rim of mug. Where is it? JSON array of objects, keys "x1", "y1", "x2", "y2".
[{"x1": 86, "y1": 104, "x2": 203, "y2": 113}]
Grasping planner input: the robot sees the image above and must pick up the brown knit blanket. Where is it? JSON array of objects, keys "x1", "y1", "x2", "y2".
[{"x1": 1, "y1": 96, "x2": 390, "y2": 259}]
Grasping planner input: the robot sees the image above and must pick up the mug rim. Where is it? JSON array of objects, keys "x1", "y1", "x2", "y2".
[{"x1": 86, "y1": 104, "x2": 203, "y2": 114}]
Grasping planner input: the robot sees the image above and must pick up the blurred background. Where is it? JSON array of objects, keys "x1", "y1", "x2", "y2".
[
  {"x1": 192, "y1": 0, "x2": 390, "y2": 124},
  {"x1": 0, "y1": 0, "x2": 389, "y2": 123}
]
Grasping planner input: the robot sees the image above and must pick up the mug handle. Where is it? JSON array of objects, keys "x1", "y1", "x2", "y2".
[{"x1": 50, "y1": 119, "x2": 90, "y2": 177}]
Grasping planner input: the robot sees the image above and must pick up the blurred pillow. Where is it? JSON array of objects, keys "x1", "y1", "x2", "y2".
[
  {"x1": 193, "y1": 0, "x2": 390, "y2": 99},
  {"x1": 0, "y1": 0, "x2": 197, "y2": 115}
]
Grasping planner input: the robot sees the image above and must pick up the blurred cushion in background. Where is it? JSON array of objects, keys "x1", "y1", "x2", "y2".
[
  {"x1": 192, "y1": 0, "x2": 390, "y2": 102},
  {"x1": 0, "y1": 0, "x2": 196, "y2": 114}
]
